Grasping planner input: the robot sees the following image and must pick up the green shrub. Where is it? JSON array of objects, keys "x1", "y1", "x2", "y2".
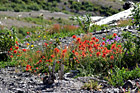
[
  {"x1": 131, "y1": 3, "x2": 140, "y2": 30},
  {"x1": 0, "y1": 28, "x2": 16, "y2": 52},
  {"x1": 27, "y1": 3, "x2": 40, "y2": 11},
  {"x1": 107, "y1": 66, "x2": 140, "y2": 87}
]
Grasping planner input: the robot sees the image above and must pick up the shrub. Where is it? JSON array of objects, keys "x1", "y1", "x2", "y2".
[
  {"x1": 0, "y1": 28, "x2": 16, "y2": 52},
  {"x1": 131, "y1": 2, "x2": 140, "y2": 30},
  {"x1": 27, "y1": 3, "x2": 40, "y2": 11}
]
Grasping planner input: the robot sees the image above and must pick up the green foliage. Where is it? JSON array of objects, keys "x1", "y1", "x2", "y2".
[
  {"x1": 0, "y1": 0, "x2": 120, "y2": 16},
  {"x1": 131, "y1": 3, "x2": 140, "y2": 30},
  {"x1": 107, "y1": 66, "x2": 140, "y2": 87},
  {"x1": 74, "y1": 14, "x2": 91, "y2": 33},
  {"x1": 0, "y1": 28, "x2": 16, "y2": 52},
  {"x1": 81, "y1": 80, "x2": 101, "y2": 90},
  {"x1": 121, "y1": 31, "x2": 140, "y2": 68},
  {"x1": 27, "y1": 3, "x2": 40, "y2": 11}
]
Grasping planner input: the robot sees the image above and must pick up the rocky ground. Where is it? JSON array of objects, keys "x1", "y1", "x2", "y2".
[
  {"x1": 0, "y1": 10, "x2": 72, "y2": 28},
  {"x1": 0, "y1": 25, "x2": 140, "y2": 93}
]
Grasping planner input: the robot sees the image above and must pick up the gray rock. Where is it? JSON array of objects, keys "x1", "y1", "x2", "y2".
[{"x1": 122, "y1": 80, "x2": 135, "y2": 89}]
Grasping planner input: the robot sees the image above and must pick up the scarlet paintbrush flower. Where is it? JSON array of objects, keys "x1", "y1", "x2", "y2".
[
  {"x1": 51, "y1": 54, "x2": 55, "y2": 58},
  {"x1": 10, "y1": 48, "x2": 13, "y2": 51},
  {"x1": 89, "y1": 41, "x2": 93, "y2": 45},
  {"x1": 111, "y1": 44, "x2": 116, "y2": 50},
  {"x1": 113, "y1": 33, "x2": 117, "y2": 37},
  {"x1": 91, "y1": 37, "x2": 96, "y2": 40},
  {"x1": 26, "y1": 64, "x2": 31, "y2": 71},
  {"x1": 27, "y1": 32, "x2": 30, "y2": 34},
  {"x1": 54, "y1": 48, "x2": 60, "y2": 53},
  {"x1": 15, "y1": 46, "x2": 19, "y2": 50},
  {"x1": 48, "y1": 59, "x2": 52, "y2": 62},
  {"x1": 110, "y1": 55, "x2": 114, "y2": 60},
  {"x1": 14, "y1": 50, "x2": 17, "y2": 54},
  {"x1": 44, "y1": 43, "x2": 48, "y2": 47},
  {"x1": 22, "y1": 49, "x2": 26, "y2": 52},
  {"x1": 36, "y1": 50, "x2": 41, "y2": 53},
  {"x1": 118, "y1": 45, "x2": 121, "y2": 48},
  {"x1": 102, "y1": 53, "x2": 106, "y2": 58},
  {"x1": 72, "y1": 50, "x2": 75, "y2": 53},
  {"x1": 76, "y1": 38, "x2": 81, "y2": 42},
  {"x1": 96, "y1": 52, "x2": 101, "y2": 57},
  {"x1": 16, "y1": 41, "x2": 19, "y2": 45},
  {"x1": 72, "y1": 35, "x2": 77, "y2": 39},
  {"x1": 75, "y1": 52, "x2": 79, "y2": 56},
  {"x1": 95, "y1": 39, "x2": 99, "y2": 42},
  {"x1": 102, "y1": 37, "x2": 105, "y2": 40},
  {"x1": 102, "y1": 42, "x2": 105, "y2": 46},
  {"x1": 39, "y1": 60, "x2": 42, "y2": 63},
  {"x1": 62, "y1": 49, "x2": 67, "y2": 53},
  {"x1": 10, "y1": 55, "x2": 13, "y2": 58},
  {"x1": 94, "y1": 44, "x2": 97, "y2": 48}
]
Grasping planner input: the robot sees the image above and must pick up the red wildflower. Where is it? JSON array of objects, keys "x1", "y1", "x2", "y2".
[
  {"x1": 89, "y1": 41, "x2": 93, "y2": 45},
  {"x1": 113, "y1": 33, "x2": 117, "y2": 37},
  {"x1": 111, "y1": 44, "x2": 116, "y2": 50},
  {"x1": 72, "y1": 35, "x2": 77, "y2": 39},
  {"x1": 91, "y1": 37, "x2": 96, "y2": 40},
  {"x1": 10, "y1": 55, "x2": 13, "y2": 58},
  {"x1": 10, "y1": 48, "x2": 13, "y2": 51},
  {"x1": 118, "y1": 45, "x2": 121, "y2": 48},
  {"x1": 90, "y1": 54, "x2": 92, "y2": 57},
  {"x1": 15, "y1": 46, "x2": 19, "y2": 50},
  {"x1": 54, "y1": 48, "x2": 60, "y2": 53},
  {"x1": 102, "y1": 53, "x2": 106, "y2": 58},
  {"x1": 72, "y1": 50, "x2": 75, "y2": 53},
  {"x1": 39, "y1": 60, "x2": 42, "y2": 63},
  {"x1": 36, "y1": 50, "x2": 41, "y2": 53},
  {"x1": 96, "y1": 52, "x2": 101, "y2": 57},
  {"x1": 26, "y1": 65, "x2": 31, "y2": 71},
  {"x1": 62, "y1": 49, "x2": 67, "y2": 53},
  {"x1": 76, "y1": 38, "x2": 81, "y2": 42},
  {"x1": 102, "y1": 38, "x2": 105, "y2": 40},
  {"x1": 27, "y1": 32, "x2": 30, "y2": 34},
  {"x1": 14, "y1": 50, "x2": 17, "y2": 54},
  {"x1": 110, "y1": 55, "x2": 114, "y2": 60},
  {"x1": 48, "y1": 59, "x2": 52, "y2": 62},
  {"x1": 75, "y1": 52, "x2": 79, "y2": 56},
  {"x1": 16, "y1": 41, "x2": 19, "y2": 45},
  {"x1": 44, "y1": 43, "x2": 48, "y2": 47},
  {"x1": 22, "y1": 49, "x2": 27, "y2": 52},
  {"x1": 95, "y1": 39, "x2": 99, "y2": 42},
  {"x1": 102, "y1": 42, "x2": 105, "y2": 46},
  {"x1": 51, "y1": 54, "x2": 55, "y2": 58}
]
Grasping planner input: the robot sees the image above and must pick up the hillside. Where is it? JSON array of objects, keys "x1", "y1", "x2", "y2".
[{"x1": 0, "y1": 0, "x2": 125, "y2": 16}]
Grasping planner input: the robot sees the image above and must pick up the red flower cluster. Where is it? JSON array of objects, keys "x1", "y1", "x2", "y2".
[
  {"x1": 22, "y1": 49, "x2": 27, "y2": 52},
  {"x1": 44, "y1": 43, "x2": 48, "y2": 47},
  {"x1": 72, "y1": 35, "x2": 77, "y2": 39},
  {"x1": 26, "y1": 65, "x2": 31, "y2": 71},
  {"x1": 54, "y1": 48, "x2": 60, "y2": 53}
]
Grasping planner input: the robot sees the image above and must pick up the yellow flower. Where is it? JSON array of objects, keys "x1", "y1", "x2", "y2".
[
  {"x1": 44, "y1": 36, "x2": 46, "y2": 38},
  {"x1": 38, "y1": 36, "x2": 40, "y2": 38},
  {"x1": 26, "y1": 43, "x2": 29, "y2": 46},
  {"x1": 31, "y1": 45, "x2": 34, "y2": 47}
]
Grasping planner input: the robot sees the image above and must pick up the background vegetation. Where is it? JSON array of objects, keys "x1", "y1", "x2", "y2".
[{"x1": 0, "y1": 0, "x2": 124, "y2": 16}]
